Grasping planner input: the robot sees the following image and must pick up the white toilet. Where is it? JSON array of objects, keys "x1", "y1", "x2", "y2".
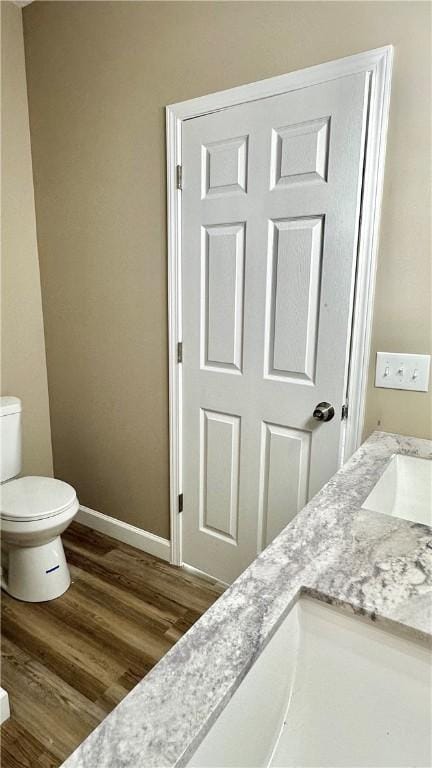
[{"x1": 0, "y1": 396, "x2": 79, "y2": 602}]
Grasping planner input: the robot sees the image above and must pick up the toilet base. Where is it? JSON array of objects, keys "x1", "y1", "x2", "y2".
[{"x1": 1, "y1": 536, "x2": 71, "y2": 602}]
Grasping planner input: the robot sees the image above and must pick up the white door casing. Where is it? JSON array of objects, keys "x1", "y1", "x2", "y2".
[{"x1": 167, "y1": 48, "x2": 393, "y2": 580}]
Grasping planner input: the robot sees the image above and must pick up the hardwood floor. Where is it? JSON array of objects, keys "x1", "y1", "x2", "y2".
[{"x1": 0, "y1": 522, "x2": 224, "y2": 768}]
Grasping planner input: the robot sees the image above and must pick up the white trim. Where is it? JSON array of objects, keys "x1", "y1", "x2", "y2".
[
  {"x1": 343, "y1": 48, "x2": 393, "y2": 458},
  {"x1": 76, "y1": 506, "x2": 171, "y2": 562},
  {"x1": 166, "y1": 46, "x2": 393, "y2": 567},
  {"x1": 167, "y1": 48, "x2": 392, "y2": 119},
  {"x1": 166, "y1": 106, "x2": 183, "y2": 566}
]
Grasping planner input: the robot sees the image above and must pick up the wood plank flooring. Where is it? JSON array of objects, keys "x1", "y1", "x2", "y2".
[{"x1": 1, "y1": 522, "x2": 224, "y2": 768}]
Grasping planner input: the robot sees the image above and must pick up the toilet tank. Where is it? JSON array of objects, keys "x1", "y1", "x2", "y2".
[{"x1": 0, "y1": 397, "x2": 22, "y2": 482}]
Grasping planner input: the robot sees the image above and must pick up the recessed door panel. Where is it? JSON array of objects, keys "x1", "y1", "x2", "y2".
[
  {"x1": 259, "y1": 423, "x2": 311, "y2": 549},
  {"x1": 199, "y1": 409, "x2": 240, "y2": 543},
  {"x1": 202, "y1": 223, "x2": 245, "y2": 372},
  {"x1": 270, "y1": 117, "x2": 330, "y2": 188},
  {"x1": 202, "y1": 135, "x2": 248, "y2": 198},
  {"x1": 265, "y1": 217, "x2": 324, "y2": 382}
]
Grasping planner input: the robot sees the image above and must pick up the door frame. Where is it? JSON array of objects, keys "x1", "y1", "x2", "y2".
[{"x1": 166, "y1": 46, "x2": 393, "y2": 566}]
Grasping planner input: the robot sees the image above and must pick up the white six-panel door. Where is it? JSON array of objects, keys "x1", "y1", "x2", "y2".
[{"x1": 182, "y1": 72, "x2": 370, "y2": 583}]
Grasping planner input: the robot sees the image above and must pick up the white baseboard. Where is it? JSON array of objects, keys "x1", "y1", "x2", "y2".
[
  {"x1": 0, "y1": 687, "x2": 10, "y2": 724},
  {"x1": 76, "y1": 505, "x2": 171, "y2": 562}
]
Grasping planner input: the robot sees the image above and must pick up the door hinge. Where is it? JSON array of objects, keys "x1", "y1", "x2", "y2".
[
  {"x1": 176, "y1": 164, "x2": 182, "y2": 190},
  {"x1": 178, "y1": 493, "x2": 183, "y2": 513},
  {"x1": 342, "y1": 402, "x2": 349, "y2": 420},
  {"x1": 177, "y1": 341, "x2": 183, "y2": 363}
]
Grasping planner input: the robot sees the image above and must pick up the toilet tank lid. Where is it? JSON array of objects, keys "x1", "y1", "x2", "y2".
[{"x1": 0, "y1": 397, "x2": 22, "y2": 416}]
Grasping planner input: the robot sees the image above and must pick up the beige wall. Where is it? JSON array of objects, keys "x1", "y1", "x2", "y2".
[
  {"x1": 1, "y1": 1, "x2": 53, "y2": 477},
  {"x1": 22, "y1": 1, "x2": 431, "y2": 538}
]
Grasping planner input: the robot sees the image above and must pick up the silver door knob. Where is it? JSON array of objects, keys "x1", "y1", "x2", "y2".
[{"x1": 313, "y1": 402, "x2": 335, "y2": 422}]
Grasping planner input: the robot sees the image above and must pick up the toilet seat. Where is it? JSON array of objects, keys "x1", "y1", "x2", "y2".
[{"x1": 0, "y1": 476, "x2": 77, "y2": 522}]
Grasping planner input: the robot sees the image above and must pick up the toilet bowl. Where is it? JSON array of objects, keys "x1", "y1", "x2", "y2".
[
  {"x1": 1, "y1": 476, "x2": 79, "y2": 601},
  {"x1": 0, "y1": 397, "x2": 79, "y2": 602}
]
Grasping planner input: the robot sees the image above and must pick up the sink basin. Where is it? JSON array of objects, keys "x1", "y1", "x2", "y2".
[
  {"x1": 187, "y1": 597, "x2": 431, "y2": 767},
  {"x1": 362, "y1": 454, "x2": 432, "y2": 526}
]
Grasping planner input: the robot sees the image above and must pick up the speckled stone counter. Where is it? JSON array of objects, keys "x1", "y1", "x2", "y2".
[{"x1": 63, "y1": 431, "x2": 432, "y2": 768}]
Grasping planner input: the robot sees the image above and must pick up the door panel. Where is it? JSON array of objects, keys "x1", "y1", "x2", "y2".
[
  {"x1": 182, "y1": 72, "x2": 369, "y2": 583},
  {"x1": 202, "y1": 135, "x2": 249, "y2": 197},
  {"x1": 202, "y1": 222, "x2": 245, "y2": 372},
  {"x1": 266, "y1": 216, "x2": 324, "y2": 381},
  {"x1": 270, "y1": 116, "x2": 330, "y2": 187},
  {"x1": 199, "y1": 409, "x2": 240, "y2": 544},
  {"x1": 258, "y1": 422, "x2": 311, "y2": 550}
]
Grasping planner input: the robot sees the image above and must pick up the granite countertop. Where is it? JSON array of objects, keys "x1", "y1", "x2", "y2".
[{"x1": 63, "y1": 431, "x2": 432, "y2": 768}]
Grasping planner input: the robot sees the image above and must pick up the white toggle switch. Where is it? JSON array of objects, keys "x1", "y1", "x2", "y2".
[{"x1": 375, "y1": 352, "x2": 431, "y2": 392}]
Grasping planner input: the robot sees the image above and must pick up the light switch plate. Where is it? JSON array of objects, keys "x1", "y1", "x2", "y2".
[{"x1": 375, "y1": 352, "x2": 431, "y2": 392}]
